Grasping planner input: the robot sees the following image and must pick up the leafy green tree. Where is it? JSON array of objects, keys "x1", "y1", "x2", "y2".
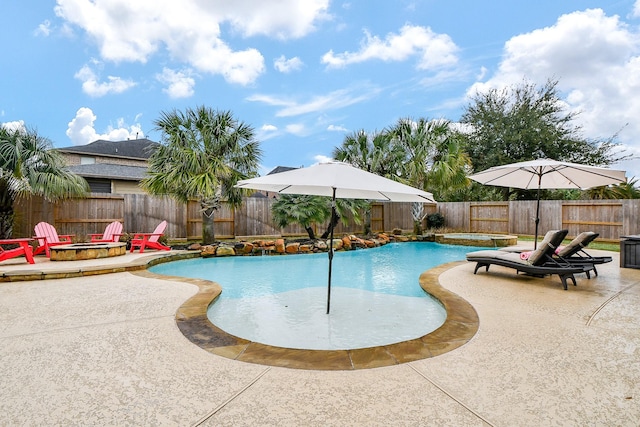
[
  {"x1": 142, "y1": 107, "x2": 262, "y2": 244},
  {"x1": 271, "y1": 195, "x2": 329, "y2": 239},
  {"x1": 461, "y1": 78, "x2": 629, "y2": 201},
  {"x1": 0, "y1": 126, "x2": 88, "y2": 238}
]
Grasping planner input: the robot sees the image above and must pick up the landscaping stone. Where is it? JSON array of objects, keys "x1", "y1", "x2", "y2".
[
  {"x1": 215, "y1": 246, "x2": 236, "y2": 257},
  {"x1": 200, "y1": 245, "x2": 217, "y2": 257},
  {"x1": 275, "y1": 239, "x2": 285, "y2": 253},
  {"x1": 341, "y1": 236, "x2": 352, "y2": 250},
  {"x1": 328, "y1": 239, "x2": 343, "y2": 250},
  {"x1": 285, "y1": 243, "x2": 300, "y2": 253}
]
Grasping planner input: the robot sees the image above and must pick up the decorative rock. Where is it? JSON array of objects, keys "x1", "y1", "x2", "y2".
[
  {"x1": 315, "y1": 240, "x2": 328, "y2": 250},
  {"x1": 394, "y1": 235, "x2": 410, "y2": 242},
  {"x1": 234, "y1": 242, "x2": 254, "y2": 254},
  {"x1": 364, "y1": 239, "x2": 376, "y2": 248},
  {"x1": 188, "y1": 243, "x2": 202, "y2": 250},
  {"x1": 275, "y1": 238, "x2": 285, "y2": 253},
  {"x1": 201, "y1": 245, "x2": 217, "y2": 257},
  {"x1": 285, "y1": 242, "x2": 300, "y2": 253},
  {"x1": 341, "y1": 236, "x2": 352, "y2": 250},
  {"x1": 377, "y1": 233, "x2": 391, "y2": 243},
  {"x1": 299, "y1": 244, "x2": 313, "y2": 253},
  {"x1": 215, "y1": 246, "x2": 236, "y2": 257},
  {"x1": 327, "y1": 239, "x2": 343, "y2": 250},
  {"x1": 350, "y1": 236, "x2": 367, "y2": 248}
]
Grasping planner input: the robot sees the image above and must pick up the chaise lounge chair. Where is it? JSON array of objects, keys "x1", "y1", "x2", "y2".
[
  {"x1": 89, "y1": 221, "x2": 124, "y2": 243},
  {"x1": 129, "y1": 220, "x2": 170, "y2": 253},
  {"x1": 33, "y1": 222, "x2": 74, "y2": 257},
  {"x1": 466, "y1": 229, "x2": 592, "y2": 290},
  {"x1": 554, "y1": 232, "x2": 612, "y2": 276},
  {"x1": 500, "y1": 231, "x2": 611, "y2": 278}
]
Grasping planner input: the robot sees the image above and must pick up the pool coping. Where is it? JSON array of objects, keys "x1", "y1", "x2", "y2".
[{"x1": 137, "y1": 258, "x2": 480, "y2": 371}]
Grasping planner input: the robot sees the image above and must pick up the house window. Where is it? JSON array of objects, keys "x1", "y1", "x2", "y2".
[
  {"x1": 86, "y1": 178, "x2": 111, "y2": 193},
  {"x1": 80, "y1": 156, "x2": 96, "y2": 165}
]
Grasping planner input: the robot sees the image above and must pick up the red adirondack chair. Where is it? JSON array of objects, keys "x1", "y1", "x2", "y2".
[
  {"x1": 33, "y1": 222, "x2": 74, "y2": 257},
  {"x1": 0, "y1": 238, "x2": 35, "y2": 264},
  {"x1": 89, "y1": 221, "x2": 124, "y2": 243},
  {"x1": 129, "y1": 221, "x2": 170, "y2": 253}
]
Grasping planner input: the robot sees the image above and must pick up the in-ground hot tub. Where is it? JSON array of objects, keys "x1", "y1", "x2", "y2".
[
  {"x1": 50, "y1": 242, "x2": 127, "y2": 261},
  {"x1": 435, "y1": 233, "x2": 517, "y2": 247}
]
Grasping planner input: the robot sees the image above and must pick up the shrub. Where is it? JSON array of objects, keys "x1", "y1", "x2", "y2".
[{"x1": 426, "y1": 212, "x2": 445, "y2": 229}]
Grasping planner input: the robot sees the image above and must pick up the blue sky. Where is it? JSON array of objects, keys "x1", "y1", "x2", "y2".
[{"x1": 2, "y1": 1, "x2": 640, "y2": 177}]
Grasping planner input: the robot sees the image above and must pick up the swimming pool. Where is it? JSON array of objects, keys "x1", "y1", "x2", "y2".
[{"x1": 150, "y1": 242, "x2": 490, "y2": 350}]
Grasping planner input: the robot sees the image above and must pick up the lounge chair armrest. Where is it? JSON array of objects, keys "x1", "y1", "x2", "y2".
[
  {"x1": 132, "y1": 233, "x2": 164, "y2": 239},
  {"x1": 59, "y1": 234, "x2": 74, "y2": 241}
]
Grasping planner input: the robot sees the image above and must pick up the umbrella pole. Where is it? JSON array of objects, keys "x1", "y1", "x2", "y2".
[
  {"x1": 534, "y1": 177, "x2": 541, "y2": 250},
  {"x1": 326, "y1": 188, "x2": 336, "y2": 314}
]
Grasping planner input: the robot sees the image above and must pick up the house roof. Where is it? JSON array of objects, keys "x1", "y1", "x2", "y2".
[
  {"x1": 267, "y1": 166, "x2": 299, "y2": 175},
  {"x1": 67, "y1": 164, "x2": 148, "y2": 181},
  {"x1": 57, "y1": 138, "x2": 160, "y2": 160}
]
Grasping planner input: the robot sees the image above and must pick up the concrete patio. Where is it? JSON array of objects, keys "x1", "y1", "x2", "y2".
[{"x1": 0, "y1": 248, "x2": 638, "y2": 426}]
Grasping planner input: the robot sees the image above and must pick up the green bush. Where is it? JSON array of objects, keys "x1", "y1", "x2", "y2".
[{"x1": 426, "y1": 212, "x2": 445, "y2": 229}]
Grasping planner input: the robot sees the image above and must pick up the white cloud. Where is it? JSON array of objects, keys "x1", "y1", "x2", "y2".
[
  {"x1": 1, "y1": 120, "x2": 26, "y2": 133},
  {"x1": 74, "y1": 64, "x2": 136, "y2": 97},
  {"x1": 327, "y1": 124, "x2": 348, "y2": 132},
  {"x1": 321, "y1": 24, "x2": 459, "y2": 69},
  {"x1": 285, "y1": 123, "x2": 306, "y2": 136},
  {"x1": 34, "y1": 20, "x2": 52, "y2": 36},
  {"x1": 313, "y1": 154, "x2": 333, "y2": 164},
  {"x1": 467, "y1": 8, "x2": 640, "y2": 165},
  {"x1": 66, "y1": 107, "x2": 144, "y2": 146},
  {"x1": 247, "y1": 85, "x2": 381, "y2": 117},
  {"x1": 633, "y1": 0, "x2": 640, "y2": 18},
  {"x1": 274, "y1": 55, "x2": 304, "y2": 73},
  {"x1": 261, "y1": 124, "x2": 278, "y2": 132},
  {"x1": 156, "y1": 67, "x2": 195, "y2": 98},
  {"x1": 54, "y1": 0, "x2": 329, "y2": 85}
]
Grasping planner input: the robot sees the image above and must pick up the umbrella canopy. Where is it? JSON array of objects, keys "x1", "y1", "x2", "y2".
[
  {"x1": 236, "y1": 161, "x2": 436, "y2": 313},
  {"x1": 468, "y1": 158, "x2": 626, "y2": 248},
  {"x1": 236, "y1": 161, "x2": 437, "y2": 203}
]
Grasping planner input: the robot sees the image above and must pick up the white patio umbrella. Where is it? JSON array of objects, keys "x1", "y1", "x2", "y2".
[
  {"x1": 235, "y1": 161, "x2": 436, "y2": 314},
  {"x1": 468, "y1": 159, "x2": 626, "y2": 248}
]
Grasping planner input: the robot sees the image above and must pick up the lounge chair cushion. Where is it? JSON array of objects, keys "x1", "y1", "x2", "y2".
[
  {"x1": 527, "y1": 229, "x2": 561, "y2": 265},
  {"x1": 556, "y1": 231, "x2": 596, "y2": 258}
]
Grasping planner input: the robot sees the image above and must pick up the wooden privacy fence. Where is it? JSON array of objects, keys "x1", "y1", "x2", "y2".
[
  {"x1": 438, "y1": 200, "x2": 636, "y2": 242},
  {"x1": 13, "y1": 195, "x2": 640, "y2": 242},
  {"x1": 14, "y1": 195, "x2": 428, "y2": 241}
]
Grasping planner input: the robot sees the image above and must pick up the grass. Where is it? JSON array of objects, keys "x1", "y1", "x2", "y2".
[{"x1": 517, "y1": 236, "x2": 620, "y2": 252}]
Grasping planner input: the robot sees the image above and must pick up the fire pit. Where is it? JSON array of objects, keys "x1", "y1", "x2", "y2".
[{"x1": 49, "y1": 242, "x2": 127, "y2": 261}]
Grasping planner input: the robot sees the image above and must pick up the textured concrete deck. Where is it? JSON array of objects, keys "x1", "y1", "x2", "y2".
[{"x1": 0, "y1": 249, "x2": 639, "y2": 425}]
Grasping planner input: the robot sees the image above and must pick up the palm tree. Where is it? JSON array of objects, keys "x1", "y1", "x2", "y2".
[
  {"x1": 319, "y1": 198, "x2": 369, "y2": 239},
  {"x1": 0, "y1": 126, "x2": 88, "y2": 238},
  {"x1": 141, "y1": 107, "x2": 262, "y2": 244},
  {"x1": 333, "y1": 129, "x2": 404, "y2": 177},
  {"x1": 271, "y1": 195, "x2": 330, "y2": 239},
  {"x1": 271, "y1": 195, "x2": 368, "y2": 240},
  {"x1": 333, "y1": 130, "x2": 403, "y2": 234},
  {"x1": 585, "y1": 178, "x2": 640, "y2": 199},
  {"x1": 387, "y1": 117, "x2": 470, "y2": 233}
]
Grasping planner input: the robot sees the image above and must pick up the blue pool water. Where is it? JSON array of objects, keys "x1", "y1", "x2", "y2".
[{"x1": 150, "y1": 242, "x2": 489, "y2": 350}]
